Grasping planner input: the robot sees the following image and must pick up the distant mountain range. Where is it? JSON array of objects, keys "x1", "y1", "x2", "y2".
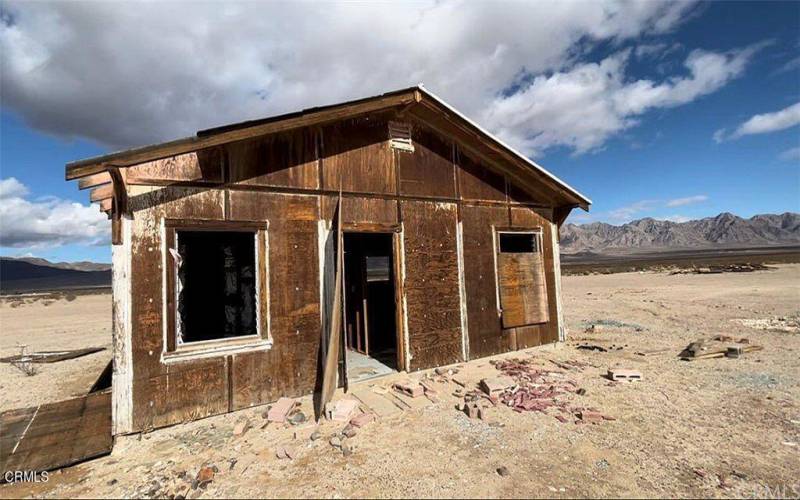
[
  {"x1": 1, "y1": 257, "x2": 111, "y2": 293},
  {"x1": 561, "y1": 212, "x2": 800, "y2": 254}
]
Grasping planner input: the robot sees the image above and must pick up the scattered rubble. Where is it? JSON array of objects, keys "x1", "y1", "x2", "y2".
[
  {"x1": 669, "y1": 263, "x2": 773, "y2": 275},
  {"x1": 679, "y1": 337, "x2": 763, "y2": 361}
]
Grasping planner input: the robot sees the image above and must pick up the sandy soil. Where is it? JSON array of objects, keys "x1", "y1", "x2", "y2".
[
  {"x1": 0, "y1": 292, "x2": 112, "y2": 411},
  {"x1": 2, "y1": 265, "x2": 799, "y2": 498}
]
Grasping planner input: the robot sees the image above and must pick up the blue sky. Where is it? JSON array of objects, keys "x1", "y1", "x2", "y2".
[{"x1": 1, "y1": 0, "x2": 798, "y2": 263}]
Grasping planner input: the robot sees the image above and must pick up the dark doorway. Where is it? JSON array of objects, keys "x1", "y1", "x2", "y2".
[{"x1": 343, "y1": 232, "x2": 399, "y2": 382}]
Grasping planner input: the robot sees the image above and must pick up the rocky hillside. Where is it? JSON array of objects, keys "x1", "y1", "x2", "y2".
[
  {"x1": 0, "y1": 257, "x2": 111, "y2": 293},
  {"x1": 561, "y1": 212, "x2": 800, "y2": 254}
]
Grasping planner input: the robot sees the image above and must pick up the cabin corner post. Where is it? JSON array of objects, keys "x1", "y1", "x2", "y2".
[
  {"x1": 550, "y1": 220, "x2": 566, "y2": 342},
  {"x1": 111, "y1": 214, "x2": 134, "y2": 434}
]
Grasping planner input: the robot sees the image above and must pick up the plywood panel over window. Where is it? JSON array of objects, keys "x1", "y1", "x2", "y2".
[{"x1": 496, "y1": 231, "x2": 549, "y2": 328}]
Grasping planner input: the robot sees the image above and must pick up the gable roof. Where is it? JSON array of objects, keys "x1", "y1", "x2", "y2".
[{"x1": 66, "y1": 85, "x2": 590, "y2": 210}]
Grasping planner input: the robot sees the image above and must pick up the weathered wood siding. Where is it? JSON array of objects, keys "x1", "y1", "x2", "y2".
[
  {"x1": 119, "y1": 111, "x2": 564, "y2": 433},
  {"x1": 401, "y1": 200, "x2": 463, "y2": 371}
]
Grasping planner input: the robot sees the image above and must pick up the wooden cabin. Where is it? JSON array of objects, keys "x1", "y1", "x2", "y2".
[{"x1": 66, "y1": 86, "x2": 591, "y2": 435}]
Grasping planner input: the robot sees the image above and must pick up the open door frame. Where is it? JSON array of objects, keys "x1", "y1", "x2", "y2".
[{"x1": 341, "y1": 223, "x2": 406, "y2": 373}]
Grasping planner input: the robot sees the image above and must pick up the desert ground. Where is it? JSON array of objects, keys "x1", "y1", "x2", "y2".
[{"x1": 1, "y1": 264, "x2": 798, "y2": 498}]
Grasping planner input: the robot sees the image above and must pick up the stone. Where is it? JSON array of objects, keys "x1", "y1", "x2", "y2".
[
  {"x1": 496, "y1": 466, "x2": 510, "y2": 477},
  {"x1": 288, "y1": 411, "x2": 307, "y2": 425},
  {"x1": 341, "y1": 425, "x2": 357, "y2": 438},
  {"x1": 195, "y1": 466, "x2": 215, "y2": 487},
  {"x1": 310, "y1": 431, "x2": 322, "y2": 441},
  {"x1": 329, "y1": 435, "x2": 342, "y2": 448},
  {"x1": 341, "y1": 443, "x2": 353, "y2": 457},
  {"x1": 576, "y1": 388, "x2": 587, "y2": 396}
]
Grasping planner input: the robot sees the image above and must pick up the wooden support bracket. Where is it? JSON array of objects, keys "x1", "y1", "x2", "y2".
[{"x1": 107, "y1": 166, "x2": 128, "y2": 245}]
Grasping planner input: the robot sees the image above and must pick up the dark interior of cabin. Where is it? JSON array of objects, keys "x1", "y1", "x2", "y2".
[
  {"x1": 176, "y1": 230, "x2": 257, "y2": 343},
  {"x1": 343, "y1": 232, "x2": 398, "y2": 380}
]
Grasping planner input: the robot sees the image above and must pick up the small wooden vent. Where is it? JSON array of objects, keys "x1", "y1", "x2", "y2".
[{"x1": 389, "y1": 121, "x2": 414, "y2": 152}]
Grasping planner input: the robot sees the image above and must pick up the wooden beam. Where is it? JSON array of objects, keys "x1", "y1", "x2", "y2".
[
  {"x1": 98, "y1": 198, "x2": 112, "y2": 212},
  {"x1": 78, "y1": 172, "x2": 111, "y2": 190},
  {"x1": 90, "y1": 184, "x2": 113, "y2": 202},
  {"x1": 66, "y1": 91, "x2": 418, "y2": 180}
]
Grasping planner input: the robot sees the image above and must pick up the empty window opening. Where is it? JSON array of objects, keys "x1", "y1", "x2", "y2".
[
  {"x1": 176, "y1": 230, "x2": 257, "y2": 344},
  {"x1": 499, "y1": 232, "x2": 539, "y2": 253},
  {"x1": 343, "y1": 232, "x2": 399, "y2": 383}
]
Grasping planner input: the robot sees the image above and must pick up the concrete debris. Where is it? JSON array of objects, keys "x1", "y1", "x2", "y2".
[
  {"x1": 393, "y1": 380, "x2": 424, "y2": 398},
  {"x1": 341, "y1": 425, "x2": 357, "y2": 438},
  {"x1": 349, "y1": 412, "x2": 375, "y2": 428},
  {"x1": 267, "y1": 397, "x2": 297, "y2": 423},
  {"x1": 607, "y1": 368, "x2": 643, "y2": 382}
]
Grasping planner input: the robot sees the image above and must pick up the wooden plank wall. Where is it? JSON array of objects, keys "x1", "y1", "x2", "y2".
[
  {"x1": 401, "y1": 200, "x2": 463, "y2": 371},
  {"x1": 120, "y1": 113, "x2": 562, "y2": 432}
]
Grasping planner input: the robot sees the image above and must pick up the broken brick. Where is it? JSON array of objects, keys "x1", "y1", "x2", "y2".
[
  {"x1": 577, "y1": 411, "x2": 604, "y2": 423},
  {"x1": 393, "y1": 380, "x2": 424, "y2": 398},
  {"x1": 349, "y1": 412, "x2": 375, "y2": 428},
  {"x1": 267, "y1": 397, "x2": 296, "y2": 423}
]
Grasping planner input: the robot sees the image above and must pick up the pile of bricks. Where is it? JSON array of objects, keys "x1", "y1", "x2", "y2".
[{"x1": 490, "y1": 358, "x2": 602, "y2": 423}]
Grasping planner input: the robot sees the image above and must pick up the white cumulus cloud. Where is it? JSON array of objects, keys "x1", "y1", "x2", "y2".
[
  {"x1": 715, "y1": 101, "x2": 800, "y2": 142},
  {"x1": 0, "y1": 0, "x2": 725, "y2": 157},
  {"x1": 779, "y1": 146, "x2": 800, "y2": 162},
  {"x1": 0, "y1": 177, "x2": 109, "y2": 248},
  {"x1": 481, "y1": 44, "x2": 761, "y2": 156},
  {"x1": 666, "y1": 194, "x2": 708, "y2": 207}
]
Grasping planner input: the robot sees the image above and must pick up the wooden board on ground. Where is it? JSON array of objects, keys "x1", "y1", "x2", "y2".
[
  {"x1": 0, "y1": 347, "x2": 105, "y2": 364},
  {"x1": 0, "y1": 390, "x2": 112, "y2": 476},
  {"x1": 351, "y1": 388, "x2": 403, "y2": 417}
]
